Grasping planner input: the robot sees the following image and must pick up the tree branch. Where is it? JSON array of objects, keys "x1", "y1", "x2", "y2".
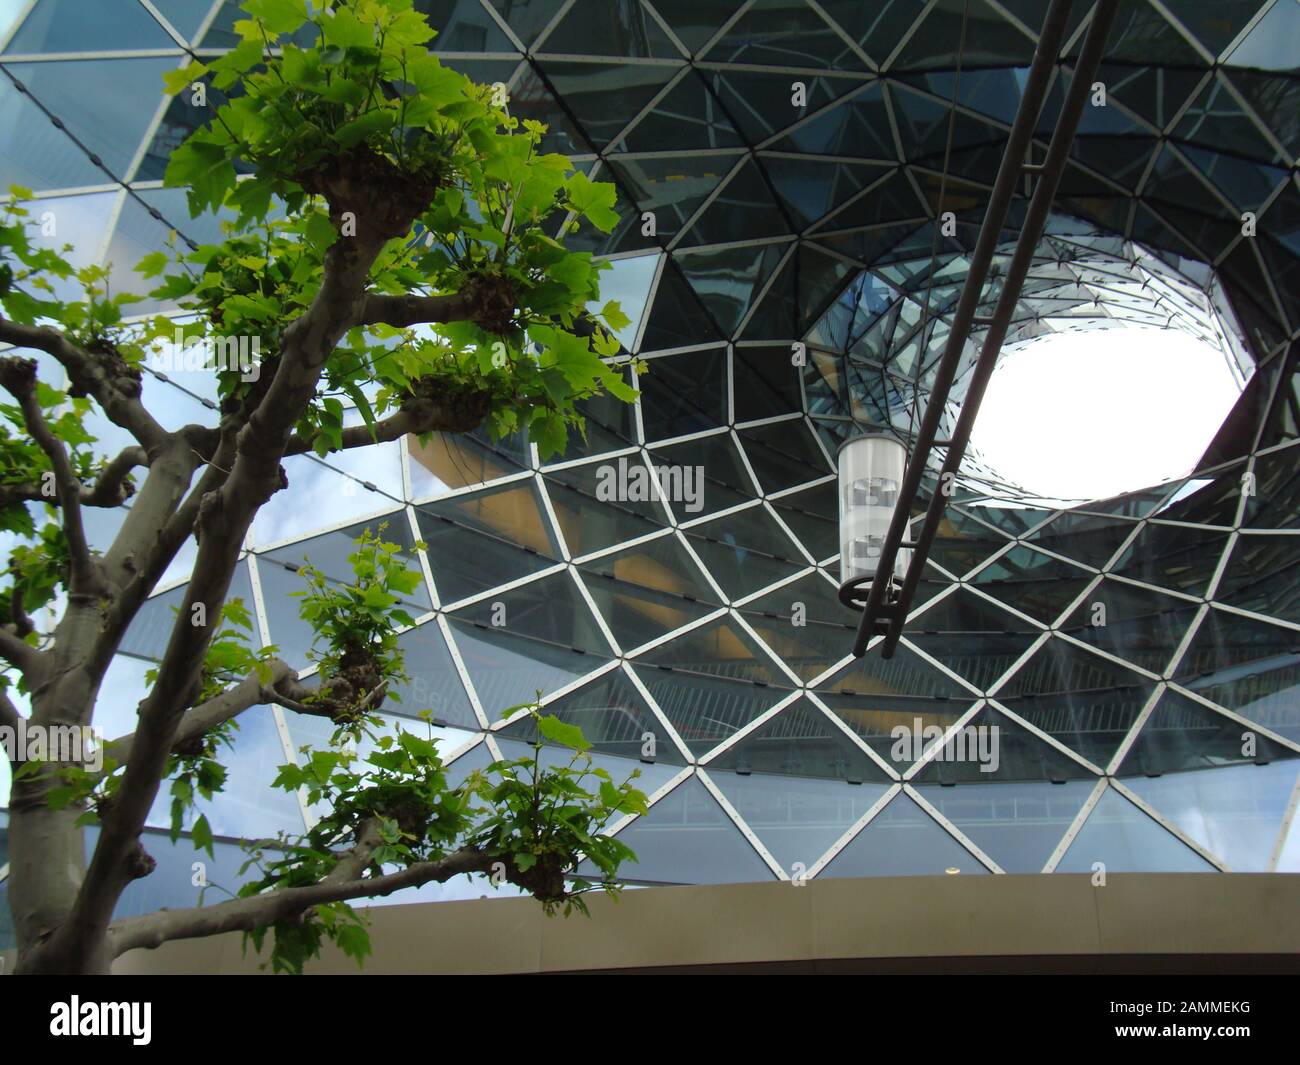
[
  {"x1": 356, "y1": 290, "x2": 472, "y2": 329},
  {"x1": 0, "y1": 625, "x2": 40, "y2": 676},
  {"x1": 0, "y1": 317, "x2": 168, "y2": 453},
  {"x1": 283, "y1": 376, "x2": 492, "y2": 455},
  {"x1": 0, "y1": 445, "x2": 149, "y2": 512},
  {"x1": 85, "y1": 445, "x2": 149, "y2": 506},
  {"x1": 107, "y1": 845, "x2": 496, "y2": 957},
  {"x1": 56, "y1": 213, "x2": 404, "y2": 968},
  {"x1": 0, "y1": 356, "x2": 101, "y2": 594},
  {"x1": 0, "y1": 685, "x2": 21, "y2": 736}
]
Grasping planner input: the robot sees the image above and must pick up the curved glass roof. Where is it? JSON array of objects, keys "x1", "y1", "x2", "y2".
[{"x1": 1, "y1": 1, "x2": 1298, "y2": 921}]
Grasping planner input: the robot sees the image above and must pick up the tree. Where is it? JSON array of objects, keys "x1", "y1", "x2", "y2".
[{"x1": 0, "y1": 0, "x2": 647, "y2": 975}]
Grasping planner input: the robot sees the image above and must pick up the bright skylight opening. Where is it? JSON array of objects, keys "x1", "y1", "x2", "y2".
[{"x1": 970, "y1": 326, "x2": 1245, "y2": 502}]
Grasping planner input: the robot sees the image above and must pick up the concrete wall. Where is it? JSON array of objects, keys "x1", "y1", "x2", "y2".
[{"x1": 110, "y1": 873, "x2": 1300, "y2": 974}]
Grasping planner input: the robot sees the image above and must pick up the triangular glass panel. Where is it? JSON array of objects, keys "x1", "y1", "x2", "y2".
[
  {"x1": 771, "y1": 81, "x2": 897, "y2": 160},
  {"x1": 633, "y1": 664, "x2": 789, "y2": 756},
  {"x1": 637, "y1": 0, "x2": 739, "y2": 56},
  {"x1": 146, "y1": 705, "x2": 304, "y2": 838},
  {"x1": 612, "y1": 71, "x2": 744, "y2": 151},
  {"x1": 415, "y1": 482, "x2": 559, "y2": 604},
  {"x1": 409, "y1": 426, "x2": 527, "y2": 499},
  {"x1": 1207, "y1": 533, "x2": 1300, "y2": 626},
  {"x1": 448, "y1": 617, "x2": 605, "y2": 723},
  {"x1": 712, "y1": 772, "x2": 892, "y2": 879},
  {"x1": 1164, "y1": 0, "x2": 1270, "y2": 61},
  {"x1": 382, "y1": 620, "x2": 479, "y2": 729},
  {"x1": 684, "y1": 506, "x2": 805, "y2": 600},
  {"x1": 969, "y1": 544, "x2": 1094, "y2": 625},
  {"x1": 817, "y1": 0, "x2": 933, "y2": 68},
  {"x1": 151, "y1": 0, "x2": 220, "y2": 44},
  {"x1": 734, "y1": 345, "x2": 804, "y2": 421},
  {"x1": 123, "y1": 560, "x2": 255, "y2": 664},
  {"x1": 580, "y1": 777, "x2": 776, "y2": 885},
  {"x1": 637, "y1": 615, "x2": 785, "y2": 684},
  {"x1": 675, "y1": 243, "x2": 788, "y2": 339},
  {"x1": 1059, "y1": 578, "x2": 1198, "y2": 676},
  {"x1": 916, "y1": 778, "x2": 1097, "y2": 874},
  {"x1": 605, "y1": 153, "x2": 736, "y2": 240},
  {"x1": 925, "y1": 507, "x2": 1013, "y2": 577},
  {"x1": 500, "y1": 667, "x2": 687, "y2": 764},
  {"x1": 537, "y1": 59, "x2": 680, "y2": 151},
  {"x1": 738, "y1": 420, "x2": 830, "y2": 494},
  {"x1": 650, "y1": 434, "x2": 756, "y2": 517},
  {"x1": 579, "y1": 536, "x2": 718, "y2": 649},
  {"x1": 451, "y1": 569, "x2": 613, "y2": 655},
  {"x1": 700, "y1": 67, "x2": 864, "y2": 145},
  {"x1": 1055, "y1": 788, "x2": 1217, "y2": 872},
  {"x1": 762, "y1": 156, "x2": 890, "y2": 229},
  {"x1": 677, "y1": 158, "x2": 793, "y2": 248},
  {"x1": 817, "y1": 692, "x2": 973, "y2": 773},
  {"x1": 1245, "y1": 444, "x2": 1300, "y2": 529},
  {"x1": 893, "y1": 0, "x2": 1036, "y2": 70},
  {"x1": 540, "y1": 0, "x2": 681, "y2": 58},
  {"x1": 820, "y1": 793, "x2": 988, "y2": 877},
  {"x1": 1122, "y1": 760, "x2": 1299, "y2": 873},
  {"x1": 1173, "y1": 611, "x2": 1300, "y2": 741},
  {"x1": 709, "y1": 696, "x2": 890, "y2": 782},
  {"x1": 1119, "y1": 687, "x2": 1296, "y2": 777},
  {"x1": 637, "y1": 257, "x2": 725, "y2": 351},
  {"x1": 993, "y1": 638, "x2": 1158, "y2": 769},
  {"x1": 483, "y1": 0, "x2": 561, "y2": 48},
  {"x1": 5, "y1": 0, "x2": 179, "y2": 52},
  {"x1": 415, "y1": 0, "x2": 517, "y2": 51},
  {"x1": 544, "y1": 463, "x2": 667, "y2": 558},
  {"x1": 738, "y1": 571, "x2": 852, "y2": 683},
  {"x1": 889, "y1": 82, "x2": 1010, "y2": 163},
  {"x1": 1027, "y1": 510, "x2": 1136, "y2": 568},
  {"x1": 1112, "y1": 522, "x2": 1232, "y2": 600},
  {"x1": 639, "y1": 348, "x2": 728, "y2": 440},
  {"x1": 913, "y1": 705, "x2": 1095, "y2": 785},
  {"x1": 0, "y1": 58, "x2": 179, "y2": 190},
  {"x1": 904, "y1": 590, "x2": 1040, "y2": 694},
  {"x1": 702, "y1": 0, "x2": 865, "y2": 69},
  {"x1": 503, "y1": 63, "x2": 595, "y2": 157}
]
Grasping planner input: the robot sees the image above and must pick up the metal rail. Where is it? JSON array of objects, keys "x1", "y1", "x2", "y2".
[
  {"x1": 876, "y1": 0, "x2": 1121, "y2": 659},
  {"x1": 851, "y1": 0, "x2": 1077, "y2": 657}
]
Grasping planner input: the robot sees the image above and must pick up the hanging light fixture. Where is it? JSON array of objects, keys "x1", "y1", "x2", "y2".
[{"x1": 837, "y1": 434, "x2": 909, "y2": 625}]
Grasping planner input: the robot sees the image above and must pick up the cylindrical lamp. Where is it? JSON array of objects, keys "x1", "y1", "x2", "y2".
[{"x1": 837, "y1": 433, "x2": 909, "y2": 607}]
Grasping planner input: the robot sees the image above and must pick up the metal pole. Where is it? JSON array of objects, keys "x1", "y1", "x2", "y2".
[
  {"x1": 852, "y1": 0, "x2": 1076, "y2": 657},
  {"x1": 878, "y1": 0, "x2": 1121, "y2": 659}
]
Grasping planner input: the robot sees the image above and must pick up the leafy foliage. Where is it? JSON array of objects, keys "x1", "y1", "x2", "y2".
[{"x1": 0, "y1": 0, "x2": 646, "y2": 974}]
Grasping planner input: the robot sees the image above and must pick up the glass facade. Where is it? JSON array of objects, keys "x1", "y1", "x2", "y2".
[{"x1": 1, "y1": 0, "x2": 1299, "y2": 924}]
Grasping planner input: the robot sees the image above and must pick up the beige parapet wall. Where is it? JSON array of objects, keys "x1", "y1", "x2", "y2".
[{"x1": 89, "y1": 874, "x2": 1300, "y2": 975}]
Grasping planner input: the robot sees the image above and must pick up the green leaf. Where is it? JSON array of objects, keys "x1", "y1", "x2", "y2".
[
  {"x1": 136, "y1": 250, "x2": 171, "y2": 279},
  {"x1": 334, "y1": 108, "x2": 396, "y2": 148},
  {"x1": 321, "y1": 6, "x2": 374, "y2": 49},
  {"x1": 566, "y1": 172, "x2": 619, "y2": 233},
  {"x1": 165, "y1": 139, "x2": 237, "y2": 216},
  {"x1": 599, "y1": 299, "x2": 632, "y2": 333},
  {"x1": 243, "y1": 0, "x2": 308, "y2": 36},
  {"x1": 529, "y1": 409, "x2": 567, "y2": 461},
  {"x1": 304, "y1": 211, "x2": 338, "y2": 252},
  {"x1": 163, "y1": 60, "x2": 208, "y2": 97},
  {"x1": 192, "y1": 813, "x2": 215, "y2": 858},
  {"x1": 535, "y1": 713, "x2": 591, "y2": 752}
]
